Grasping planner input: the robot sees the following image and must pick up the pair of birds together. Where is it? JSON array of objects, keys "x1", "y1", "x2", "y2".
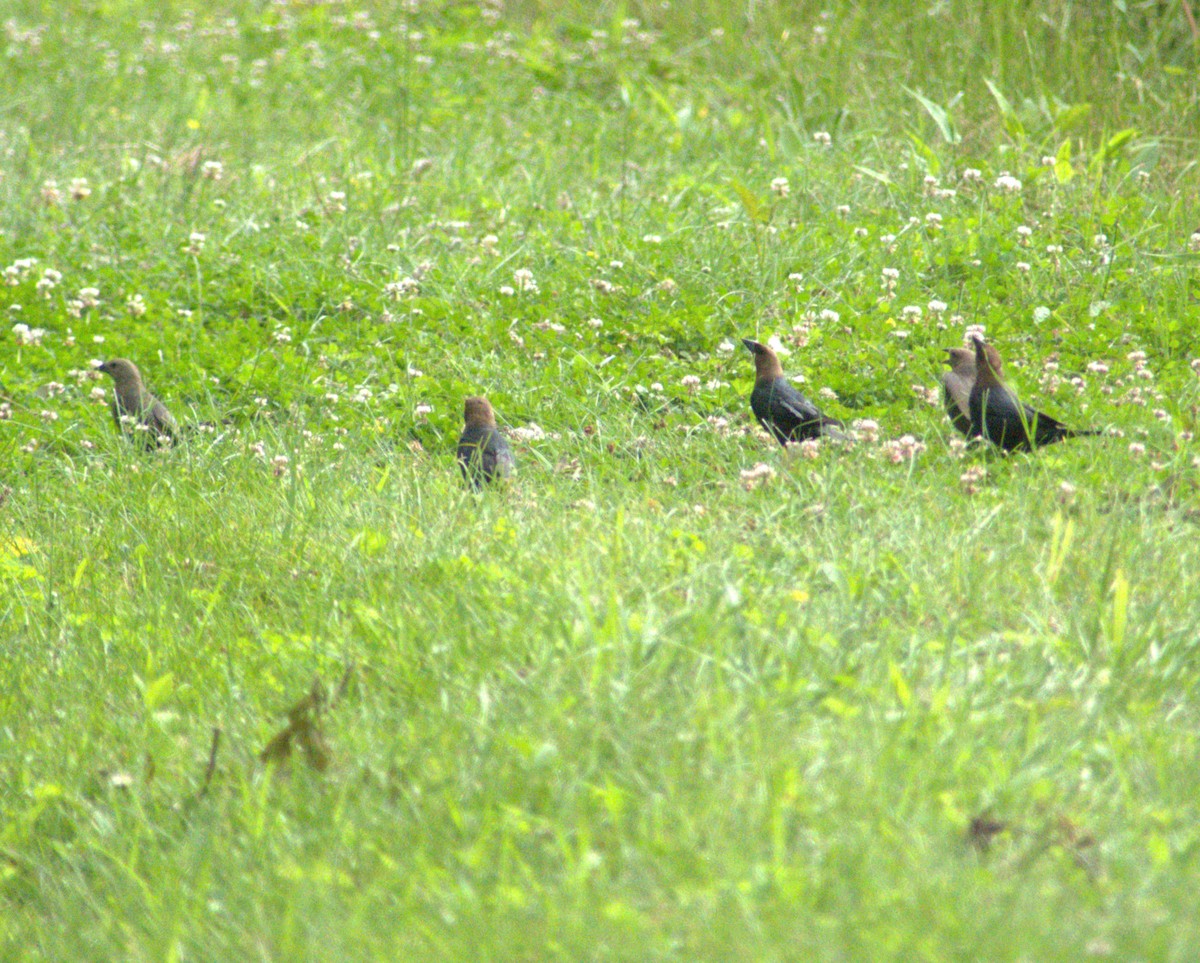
[
  {"x1": 743, "y1": 336, "x2": 1099, "y2": 452},
  {"x1": 96, "y1": 357, "x2": 515, "y2": 488},
  {"x1": 96, "y1": 333, "x2": 1096, "y2": 491}
]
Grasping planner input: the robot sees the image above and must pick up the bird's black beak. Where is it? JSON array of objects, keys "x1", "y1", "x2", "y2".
[{"x1": 741, "y1": 338, "x2": 761, "y2": 354}]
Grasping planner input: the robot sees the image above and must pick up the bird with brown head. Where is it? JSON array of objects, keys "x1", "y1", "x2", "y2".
[{"x1": 97, "y1": 358, "x2": 179, "y2": 449}]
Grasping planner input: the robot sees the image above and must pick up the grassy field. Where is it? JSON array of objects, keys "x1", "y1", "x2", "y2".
[{"x1": 3, "y1": 0, "x2": 1200, "y2": 958}]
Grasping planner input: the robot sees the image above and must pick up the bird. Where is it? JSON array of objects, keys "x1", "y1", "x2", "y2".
[
  {"x1": 456, "y1": 395, "x2": 514, "y2": 488},
  {"x1": 967, "y1": 336, "x2": 1098, "y2": 451},
  {"x1": 97, "y1": 358, "x2": 179, "y2": 448},
  {"x1": 742, "y1": 338, "x2": 845, "y2": 446},
  {"x1": 941, "y1": 343, "x2": 1004, "y2": 437}
]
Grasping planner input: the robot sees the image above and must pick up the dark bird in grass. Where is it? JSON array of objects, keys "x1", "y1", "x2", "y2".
[
  {"x1": 941, "y1": 343, "x2": 1004, "y2": 438},
  {"x1": 97, "y1": 358, "x2": 179, "y2": 448},
  {"x1": 967, "y1": 337, "x2": 1099, "y2": 451},
  {"x1": 742, "y1": 338, "x2": 845, "y2": 446},
  {"x1": 457, "y1": 396, "x2": 514, "y2": 488}
]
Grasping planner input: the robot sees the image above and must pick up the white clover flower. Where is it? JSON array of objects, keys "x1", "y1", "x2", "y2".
[
  {"x1": 510, "y1": 423, "x2": 546, "y2": 443},
  {"x1": 770, "y1": 177, "x2": 790, "y2": 197},
  {"x1": 201, "y1": 160, "x2": 224, "y2": 180},
  {"x1": 963, "y1": 324, "x2": 986, "y2": 344},
  {"x1": 740, "y1": 462, "x2": 776, "y2": 488},
  {"x1": 1033, "y1": 306, "x2": 1051, "y2": 324},
  {"x1": 852, "y1": 419, "x2": 880, "y2": 443},
  {"x1": 928, "y1": 299, "x2": 947, "y2": 314},
  {"x1": 994, "y1": 172, "x2": 1022, "y2": 192},
  {"x1": 12, "y1": 323, "x2": 45, "y2": 345},
  {"x1": 812, "y1": 131, "x2": 832, "y2": 146},
  {"x1": 765, "y1": 334, "x2": 791, "y2": 357},
  {"x1": 819, "y1": 308, "x2": 840, "y2": 323},
  {"x1": 960, "y1": 464, "x2": 987, "y2": 493},
  {"x1": 513, "y1": 268, "x2": 539, "y2": 293},
  {"x1": 880, "y1": 434, "x2": 925, "y2": 463},
  {"x1": 384, "y1": 277, "x2": 420, "y2": 299}
]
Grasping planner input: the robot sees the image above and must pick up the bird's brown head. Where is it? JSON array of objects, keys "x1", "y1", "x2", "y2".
[
  {"x1": 971, "y1": 337, "x2": 1004, "y2": 388},
  {"x1": 97, "y1": 358, "x2": 144, "y2": 387},
  {"x1": 463, "y1": 395, "x2": 497, "y2": 428},
  {"x1": 945, "y1": 347, "x2": 975, "y2": 374},
  {"x1": 742, "y1": 338, "x2": 784, "y2": 382}
]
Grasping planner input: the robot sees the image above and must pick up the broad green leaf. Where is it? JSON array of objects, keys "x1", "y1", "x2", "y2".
[
  {"x1": 1053, "y1": 139, "x2": 1074, "y2": 183},
  {"x1": 903, "y1": 86, "x2": 961, "y2": 144},
  {"x1": 143, "y1": 673, "x2": 176, "y2": 712},
  {"x1": 731, "y1": 179, "x2": 766, "y2": 225}
]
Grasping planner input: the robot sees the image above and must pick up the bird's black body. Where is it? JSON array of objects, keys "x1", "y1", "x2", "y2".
[
  {"x1": 457, "y1": 424, "x2": 514, "y2": 488},
  {"x1": 742, "y1": 338, "x2": 843, "y2": 446},
  {"x1": 749, "y1": 378, "x2": 843, "y2": 445},
  {"x1": 967, "y1": 338, "x2": 1096, "y2": 451}
]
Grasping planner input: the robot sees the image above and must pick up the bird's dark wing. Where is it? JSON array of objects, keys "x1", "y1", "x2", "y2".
[
  {"x1": 146, "y1": 398, "x2": 179, "y2": 443},
  {"x1": 486, "y1": 434, "x2": 515, "y2": 479},
  {"x1": 971, "y1": 384, "x2": 1033, "y2": 450},
  {"x1": 458, "y1": 427, "x2": 512, "y2": 486},
  {"x1": 1023, "y1": 405, "x2": 1078, "y2": 447},
  {"x1": 752, "y1": 378, "x2": 832, "y2": 444}
]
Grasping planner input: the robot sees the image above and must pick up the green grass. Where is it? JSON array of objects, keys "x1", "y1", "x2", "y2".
[{"x1": 3, "y1": 0, "x2": 1200, "y2": 958}]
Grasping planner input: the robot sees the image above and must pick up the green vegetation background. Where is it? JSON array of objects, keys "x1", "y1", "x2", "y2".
[{"x1": 2, "y1": 0, "x2": 1199, "y2": 959}]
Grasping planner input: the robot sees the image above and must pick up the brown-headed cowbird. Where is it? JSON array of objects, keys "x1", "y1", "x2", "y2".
[
  {"x1": 942, "y1": 343, "x2": 1003, "y2": 437},
  {"x1": 967, "y1": 337, "x2": 1098, "y2": 451},
  {"x1": 97, "y1": 358, "x2": 179, "y2": 448},
  {"x1": 457, "y1": 396, "x2": 514, "y2": 488},
  {"x1": 742, "y1": 338, "x2": 844, "y2": 445}
]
